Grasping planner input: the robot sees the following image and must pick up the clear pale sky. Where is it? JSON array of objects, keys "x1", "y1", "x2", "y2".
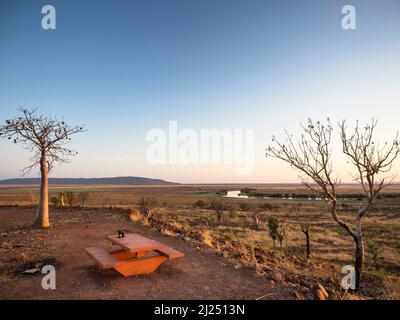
[{"x1": 0, "y1": 0, "x2": 399, "y2": 183}]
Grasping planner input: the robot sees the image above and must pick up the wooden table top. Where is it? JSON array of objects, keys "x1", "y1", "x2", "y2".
[{"x1": 107, "y1": 233, "x2": 164, "y2": 253}]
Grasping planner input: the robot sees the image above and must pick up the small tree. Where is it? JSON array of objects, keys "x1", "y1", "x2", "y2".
[
  {"x1": 267, "y1": 217, "x2": 279, "y2": 247},
  {"x1": 50, "y1": 195, "x2": 62, "y2": 206},
  {"x1": 64, "y1": 191, "x2": 75, "y2": 207},
  {"x1": 367, "y1": 242, "x2": 383, "y2": 270},
  {"x1": 267, "y1": 118, "x2": 400, "y2": 289},
  {"x1": 295, "y1": 209, "x2": 312, "y2": 259},
  {"x1": 277, "y1": 224, "x2": 285, "y2": 248},
  {"x1": 228, "y1": 204, "x2": 238, "y2": 218},
  {"x1": 193, "y1": 199, "x2": 206, "y2": 209},
  {"x1": 0, "y1": 108, "x2": 85, "y2": 228},
  {"x1": 252, "y1": 210, "x2": 261, "y2": 230},
  {"x1": 210, "y1": 200, "x2": 226, "y2": 225}
]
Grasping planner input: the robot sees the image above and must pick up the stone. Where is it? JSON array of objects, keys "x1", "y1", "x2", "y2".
[
  {"x1": 23, "y1": 268, "x2": 40, "y2": 274},
  {"x1": 291, "y1": 290, "x2": 304, "y2": 300},
  {"x1": 271, "y1": 271, "x2": 284, "y2": 283},
  {"x1": 314, "y1": 283, "x2": 329, "y2": 300}
]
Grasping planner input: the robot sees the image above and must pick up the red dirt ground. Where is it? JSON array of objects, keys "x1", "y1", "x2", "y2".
[{"x1": 0, "y1": 206, "x2": 292, "y2": 300}]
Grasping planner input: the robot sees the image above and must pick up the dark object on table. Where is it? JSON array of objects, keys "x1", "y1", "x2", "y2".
[{"x1": 117, "y1": 230, "x2": 125, "y2": 238}]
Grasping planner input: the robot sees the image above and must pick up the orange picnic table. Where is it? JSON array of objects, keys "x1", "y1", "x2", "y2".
[{"x1": 85, "y1": 233, "x2": 184, "y2": 277}]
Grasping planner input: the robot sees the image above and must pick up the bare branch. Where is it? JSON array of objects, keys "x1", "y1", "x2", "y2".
[{"x1": 0, "y1": 107, "x2": 86, "y2": 174}]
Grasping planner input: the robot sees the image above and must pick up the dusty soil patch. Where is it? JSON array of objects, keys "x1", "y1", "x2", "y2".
[{"x1": 0, "y1": 206, "x2": 291, "y2": 300}]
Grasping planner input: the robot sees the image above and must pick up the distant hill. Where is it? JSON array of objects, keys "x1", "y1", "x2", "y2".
[{"x1": 0, "y1": 176, "x2": 178, "y2": 186}]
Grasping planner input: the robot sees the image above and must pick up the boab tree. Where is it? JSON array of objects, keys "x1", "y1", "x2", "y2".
[
  {"x1": 0, "y1": 108, "x2": 85, "y2": 228},
  {"x1": 266, "y1": 118, "x2": 399, "y2": 290}
]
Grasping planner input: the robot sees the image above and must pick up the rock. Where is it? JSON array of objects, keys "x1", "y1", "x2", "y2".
[
  {"x1": 290, "y1": 290, "x2": 304, "y2": 300},
  {"x1": 314, "y1": 289, "x2": 326, "y2": 300},
  {"x1": 1, "y1": 242, "x2": 12, "y2": 249},
  {"x1": 263, "y1": 265, "x2": 273, "y2": 272},
  {"x1": 299, "y1": 279, "x2": 309, "y2": 287},
  {"x1": 16, "y1": 252, "x2": 30, "y2": 263},
  {"x1": 314, "y1": 283, "x2": 329, "y2": 300},
  {"x1": 317, "y1": 283, "x2": 329, "y2": 297},
  {"x1": 23, "y1": 268, "x2": 40, "y2": 274},
  {"x1": 270, "y1": 271, "x2": 284, "y2": 283}
]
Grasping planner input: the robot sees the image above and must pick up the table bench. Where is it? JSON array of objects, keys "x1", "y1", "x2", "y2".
[{"x1": 84, "y1": 233, "x2": 184, "y2": 277}]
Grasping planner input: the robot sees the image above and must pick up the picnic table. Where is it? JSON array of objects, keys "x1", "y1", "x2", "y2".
[{"x1": 84, "y1": 233, "x2": 184, "y2": 277}]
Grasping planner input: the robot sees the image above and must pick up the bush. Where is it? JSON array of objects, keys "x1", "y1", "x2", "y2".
[
  {"x1": 267, "y1": 217, "x2": 285, "y2": 247},
  {"x1": 224, "y1": 233, "x2": 235, "y2": 241},
  {"x1": 202, "y1": 230, "x2": 213, "y2": 247},
  {"x1": 228, "y1": 207, "x2": 238, "y2": 219},
  {"x1": 129, "y1": 208, "x2": 142, "y2": 222},
  {"x1": 367, "y1": 242, "x2": 383, "y2": 270},
  {"x1": 64, "y1": 191, "x2": 75, "y2": 207},
  {"x1": 193, "y1": 200, "x2": 206, "y2": 209},
  {"x1": 50, "y1": 196, "x2": 62, "y2": 206},
  {"x1": 138, "y1": 198, "x2": 158, "y2": 218}
]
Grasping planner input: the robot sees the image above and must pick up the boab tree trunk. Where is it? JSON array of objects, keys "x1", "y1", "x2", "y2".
[{"x1": 35, "y1": 154, "x2": 49, "y2": 228}]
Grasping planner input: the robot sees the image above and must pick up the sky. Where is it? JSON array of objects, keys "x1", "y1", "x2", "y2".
[{"x1": 0, "y1": 0, "x2": 399, "y2": 183}]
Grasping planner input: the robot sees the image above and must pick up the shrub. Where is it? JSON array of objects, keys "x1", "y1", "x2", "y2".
[
  {"x1": 367, "y1": 242, "x2": 383, "y2": 270},
  {"x1": 76, "y1": 192, "x2": 90, "y2": 207},
  {"x1": 224, "y1": 233, "x2": 235, "y2": 241},
  {"x1": 50, "y1": 196, "x2": 62, "y2": 206},
  {"x1": 228, "y1": 206, "x2": 238, "y2": 218},
  {"x1": 161, "y1": 228, "x2": 177, "y2": 237},
  {"x1": 210, "y1": 200, "x2": 226, "y2": 225},
  {"x1": 129, "y1": 208, "x2": 142, "y2": 222},
  {"x1": 193, "y1": 200, "x2": 206, "y2": 209},
  {"x1": 202, "y1": 230, "x2": 213, "y2": 247},
  {"x1": 138, "y1": 197, "x2": 158, "y2": 218},
  {"x1": 64, "y1": 191, "x2": 75, "y2": 207},
  {"x1": 268, "y1": 217, "x2": 285, "y2": 247}
]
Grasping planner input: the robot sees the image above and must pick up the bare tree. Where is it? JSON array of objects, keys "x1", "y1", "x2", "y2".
[
  {"x1": 0, "y1": 108, "x2": 85, "y2": 228},
  {"x1": 252, "y1": 210, "x2": 261, "y2": 230},
  {"x1": 295, "y1": 209, "x2": 312, "y2": 259},
  {"x1": 210, "y1": 200, "x2": 226, "y2": 225},
  {"x1": 339, "y1": 119, "x2": 399, "y2": 287},
  {"x1": 267, "y1": 118, "x2": 399, "y2": 290}
]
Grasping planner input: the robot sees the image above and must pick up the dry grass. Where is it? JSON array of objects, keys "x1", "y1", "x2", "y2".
[
  {"x1": 128, "y1": 208, "x2": 142, "y2": 222},
  {"x1": 201, "y1": 230, "x2": 213, "y2": 247}
]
